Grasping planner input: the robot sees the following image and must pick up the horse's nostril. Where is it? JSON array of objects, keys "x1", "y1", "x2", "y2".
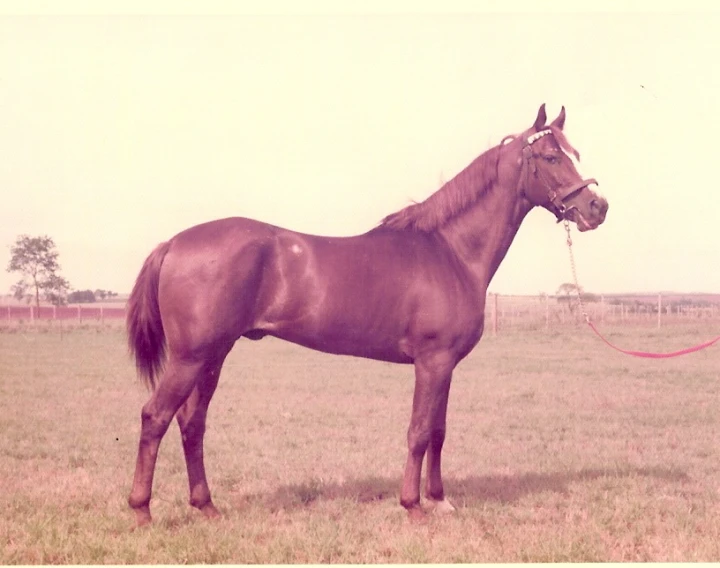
[{"x1": 590, "y1": 199, "x2": 608, "y2": 215}]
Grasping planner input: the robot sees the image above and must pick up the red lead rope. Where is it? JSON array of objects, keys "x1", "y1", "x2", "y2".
[
  {"x1": 586, "y1": 319, "x2": 720, "y2": 359},
  {"x1": 563, "y1": 221, "x2": 719, "y2": 358}
]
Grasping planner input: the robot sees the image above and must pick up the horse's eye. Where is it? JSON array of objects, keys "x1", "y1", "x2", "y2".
[{"x1": 543, "y1": 155, "x2": 560, "y2": 165}]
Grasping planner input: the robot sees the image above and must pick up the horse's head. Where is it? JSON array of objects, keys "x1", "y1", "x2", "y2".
[{"x1": 504, "y1": 104, "x2": 608, "y2": 232}]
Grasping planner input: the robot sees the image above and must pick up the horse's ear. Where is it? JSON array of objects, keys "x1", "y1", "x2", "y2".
[
  {"x1": 550, "y1": 105, "x2": 566, "y2": 130},
  {"x1": 533, "y1": 104, "x2": 547, "y2": 131}
]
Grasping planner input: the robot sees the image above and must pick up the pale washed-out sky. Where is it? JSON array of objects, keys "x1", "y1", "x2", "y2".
[{"x1": 1, "y1": 3, "x2": 719, "y2": 296}]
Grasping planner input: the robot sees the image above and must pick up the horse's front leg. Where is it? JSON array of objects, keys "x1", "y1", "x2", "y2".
[
  {"x1": 400, "y1": 349, "x2": 455, "y2": 518},
  {"x1": 423, "y1": 377, "x2": 456, "y2": 514}
]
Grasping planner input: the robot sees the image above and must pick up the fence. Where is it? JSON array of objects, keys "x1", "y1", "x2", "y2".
[
  {"x1": 2, "y1": 294, "x2": 719, "y2": 332},
  {"x1": 486, "y1": 293, "x2": 720, "y2": 333},
  {"x1": 0, "y1": 304, "x2": 126, "y2": 323}
]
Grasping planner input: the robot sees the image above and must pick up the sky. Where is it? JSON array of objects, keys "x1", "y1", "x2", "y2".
[{"x1": 1, "y1": 3, "x2": 719, "y2": 296}]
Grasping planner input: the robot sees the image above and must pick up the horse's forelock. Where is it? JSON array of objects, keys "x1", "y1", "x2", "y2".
[{"x1": 549, "y1": 126, "x2": 580, "y2": 162}]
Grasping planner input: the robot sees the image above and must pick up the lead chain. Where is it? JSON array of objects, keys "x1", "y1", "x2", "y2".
[{"x1": 563, "y1": 219, "x2": 589, "y2": 323}]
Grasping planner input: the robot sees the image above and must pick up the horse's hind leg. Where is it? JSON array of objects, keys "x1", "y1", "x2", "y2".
[
  {"x1": 175, "y1": 347, "x2": 231, "y2": 519},
  {"x1": 128, "y1": 356, "x2": 211, "y2": 527}
]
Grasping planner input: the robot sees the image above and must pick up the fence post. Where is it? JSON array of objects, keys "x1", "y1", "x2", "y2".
[
  {"x1": 657, "y1": 293, "x2": 662, "y2": 328},
  {"x1": 100, "y1": 305, "x2": 104, "y2": 325},
  {"x1": 77, "y1": 304, "x2": 81, "y2": 322},
  {"x1": 545, "y1": 294, "x2": 550, "y2": 331}
]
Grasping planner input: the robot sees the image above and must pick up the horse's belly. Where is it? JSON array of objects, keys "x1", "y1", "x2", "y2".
[{"x1": 265, "y1": 324, "x2": 414, "y2": 364}]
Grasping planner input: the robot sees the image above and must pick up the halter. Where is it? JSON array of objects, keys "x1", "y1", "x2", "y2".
[{"x1": 521, "y1": 128, "x2": 598, "y2": 222}]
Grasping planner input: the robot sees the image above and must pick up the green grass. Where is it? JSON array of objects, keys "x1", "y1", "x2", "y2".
[{"x1": 1, "y1": 322, "x2": 719, "y2": 562}]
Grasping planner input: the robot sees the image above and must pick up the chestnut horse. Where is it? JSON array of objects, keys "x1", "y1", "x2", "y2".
[{"x1": 127, "y1": 104, "x2": 608, "y2": 526}]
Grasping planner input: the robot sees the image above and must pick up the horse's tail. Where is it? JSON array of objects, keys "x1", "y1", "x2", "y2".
[{"x1": 127, "y1": 241, "x2": 171, "y2": 391}]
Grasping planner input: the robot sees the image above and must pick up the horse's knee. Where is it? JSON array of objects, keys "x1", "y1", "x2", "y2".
[
  {"x1": 407, "y1": 427, "x2": 431, "y2": 457},
  {"x1": 139, "y1": 404, "x2": 173, "y2": 441}
]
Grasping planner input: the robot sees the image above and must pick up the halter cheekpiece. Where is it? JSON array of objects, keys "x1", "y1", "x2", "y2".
[{"x1": 522, "y1": 128, "x2": 597, "y2": 222}]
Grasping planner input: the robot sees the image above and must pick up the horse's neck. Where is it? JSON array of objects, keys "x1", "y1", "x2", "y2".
[{"x1": 440, "y1": 183, "x2": 533, "y2": 289}]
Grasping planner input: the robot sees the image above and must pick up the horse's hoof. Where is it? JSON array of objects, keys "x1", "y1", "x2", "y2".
[
  {"x1": 428, "y1": 497, "x2": 456, "y2": 515},
  {"x1": 132, "y1": 507, "x2": 152, "y2": 529},
  {"x1": 407, "y1": 505, "x2": 427, "y2": 523},
  {"x1": 200, "y1": 502, "x2": 221, "y2": 520}
]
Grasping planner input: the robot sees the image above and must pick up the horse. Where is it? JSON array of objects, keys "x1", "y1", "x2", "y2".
[{"x1": 126, "y1": 104, "x2": 608, "y2": 527}]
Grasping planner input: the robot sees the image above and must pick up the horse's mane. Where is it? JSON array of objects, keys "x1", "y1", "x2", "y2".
[
  {"x1": 379, "y1": 124, "x2": 579, "y2": 233},
  {"x1": 380, "y1": 143, "x2": 503, "y2": 232}
]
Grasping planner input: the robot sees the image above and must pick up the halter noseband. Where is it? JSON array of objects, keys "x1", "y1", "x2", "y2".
[{"x1": 522, "y1": 129, "x2": 598, "y2": 222}]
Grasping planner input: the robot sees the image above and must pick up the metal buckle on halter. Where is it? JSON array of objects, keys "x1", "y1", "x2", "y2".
[
  {"x1": 547, "y1": 190, "x2": 566, "y2": 222},
  {"x1": 549, "y1": 178, "x2": 598, "y2": 222}
]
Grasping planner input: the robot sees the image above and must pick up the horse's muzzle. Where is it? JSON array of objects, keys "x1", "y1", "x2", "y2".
[{"x1": 572, "y1": 196, "x2": 608, "y2": 232}]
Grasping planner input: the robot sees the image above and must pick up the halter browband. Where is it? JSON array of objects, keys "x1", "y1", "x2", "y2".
[
  {"x1": 522, "y1": 128, "x2": 597, "y2": 222},
  {"x1": 526, "y1": 129, "x2": 553, "y2": 145}
]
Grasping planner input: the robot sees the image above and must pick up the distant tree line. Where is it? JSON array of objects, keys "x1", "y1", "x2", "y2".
[
  {"x1": 606, "y1": 297, "x2": 718, "y2": 313},
  {"x1": 66, "y1": 289, "x2": 119, "y2": 304}
]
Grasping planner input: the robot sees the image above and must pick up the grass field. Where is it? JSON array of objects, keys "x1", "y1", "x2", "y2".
[{"x1": 1, "y1": 322, "x2": 719, "y2": 563}]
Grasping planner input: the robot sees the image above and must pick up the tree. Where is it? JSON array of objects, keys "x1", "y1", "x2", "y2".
[
  {"x1": 93, "y1": 289, "x2": 118, "y2": 301},
  {"x1": 556, "y1": 282, "x2": 582, "y2": 298},
  {"x1": 556, "y1": 282, "x2": 583, "y2": 314},
  {"x1": 68, "y1": 289, "x2": 96, "y2": 304},
  {"x1": 7, "y1": 235, "x2": 71, "y2": 308}
]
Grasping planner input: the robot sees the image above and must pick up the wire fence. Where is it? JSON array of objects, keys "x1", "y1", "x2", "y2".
[
  {"x1": 0, "y1": 304, "x2": 125, "y2": 324},
  {"x1": 2, "y1": 293, "x2": 719, "y2": 333},
  {"x1": 485, "y1": 293, "x2": 720, "y2": 333}
]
